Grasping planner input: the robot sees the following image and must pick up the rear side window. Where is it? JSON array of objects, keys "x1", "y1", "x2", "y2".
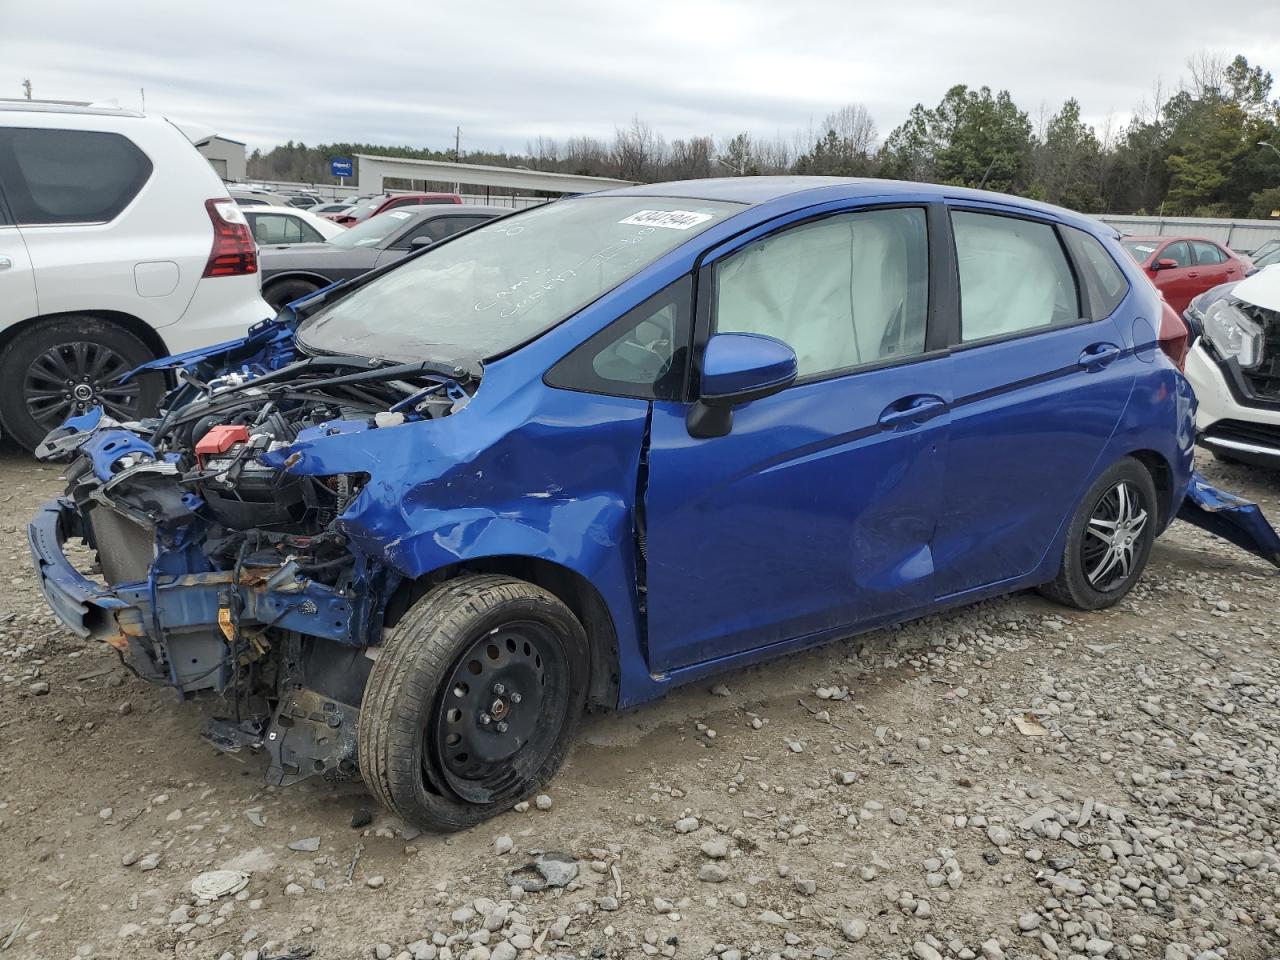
[
  {"x1": 545, "y1": 275, "x2": 692, "y2": 400},
  {"x1": 1061, "y1": 228, "x2": 1129, "y2": 318},
  {"x1": 952, "y1": 211, "x2": 1081, "y2": 342},
  {"x1": 0, "y1": 128, "x2": 152, "y2": 225},
  {"x1": 1192, "y1": 241, "x2": 1225, "y2": 265},
  {"x1": 248, "y1": 212, "x2": 321, "y2": 244}
]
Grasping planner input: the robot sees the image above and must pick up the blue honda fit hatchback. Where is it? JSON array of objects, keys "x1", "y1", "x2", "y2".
[{"x1": 32, "y1": 177, "x2": 1207, "y2": 829}]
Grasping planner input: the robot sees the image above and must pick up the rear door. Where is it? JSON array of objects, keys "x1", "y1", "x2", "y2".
[
  {"x1": 1150, "y1": 240, "x2": 1199, "y2": 313},
  {"x1": 931, "y1": 206, "x2": 1136, "y2": 597},
  {"x1": 644, "y1": 202, "x2": 952, "y2": 673},
  {"x1": 0, "y1": 175, "x2": 37, "y2": 324}
]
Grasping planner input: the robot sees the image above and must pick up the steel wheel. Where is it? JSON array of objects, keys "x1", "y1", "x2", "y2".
[
  {"x1": 1082, "y1": 480, "x2": 1149, "y2": 592},
  {"x1": 23, "y1": 341, "x2": 141, "y2": 430},
  {"x1": 430, "y1": 620, "x2": 570, "y2": 804}
]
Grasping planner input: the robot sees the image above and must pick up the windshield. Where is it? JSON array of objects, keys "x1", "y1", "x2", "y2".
[
  {"x1": 327, "y1": 210, "x2": 413, "y2": 248},
  {"x1": 299, "y1": 196, "x2": 738, "y2": 363},
  {"x1": 1121, "y1": 240, "x2": 1159, "y2": 262}
]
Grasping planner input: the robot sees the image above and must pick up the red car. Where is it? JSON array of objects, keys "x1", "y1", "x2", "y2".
[
  {"x1": 1120, "y1": 235, "x2": 1251, "y2": 315},
  {"x1": 332, "y1": 192, "x2": 462, "y2": 226}
]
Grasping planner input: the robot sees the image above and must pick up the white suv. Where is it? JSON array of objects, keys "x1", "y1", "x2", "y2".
[{"x1": 0, "y1": 101, "x2": 272, "y2": 450}]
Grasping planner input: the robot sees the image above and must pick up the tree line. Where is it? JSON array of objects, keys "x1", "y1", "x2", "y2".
[{"x1": 248, "y1": 52, "x2": 1280, "y2": 219}]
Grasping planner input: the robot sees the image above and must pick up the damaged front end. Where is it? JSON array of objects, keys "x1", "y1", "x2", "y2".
[{"x1": 28, "y1": 311, "x2": 479, "y2": 786}]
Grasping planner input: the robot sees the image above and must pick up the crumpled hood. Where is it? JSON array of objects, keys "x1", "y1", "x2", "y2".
[{"x1": 1231, "y1": 264, "x2": 1280, "y2": 312}]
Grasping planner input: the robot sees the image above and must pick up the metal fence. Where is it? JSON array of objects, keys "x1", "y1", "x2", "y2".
[{"x1": 1098, "y1": 215, "x2": 1280, "y2": 254}]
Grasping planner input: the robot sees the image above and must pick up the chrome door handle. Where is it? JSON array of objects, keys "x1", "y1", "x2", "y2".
[{"x1": 0, "y1": 257, "x2": 12, "y2": 270}]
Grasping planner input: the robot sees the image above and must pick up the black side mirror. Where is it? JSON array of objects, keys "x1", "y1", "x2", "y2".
[{"x1": 410, "y1": 236, "x2": 434, "y2": 248}]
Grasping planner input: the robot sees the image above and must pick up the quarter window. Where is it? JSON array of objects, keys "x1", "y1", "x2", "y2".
[
  {"x1": 545, "y1": 276, "x2": 692, "y2": 400},
  {"x1": 952, "y1": 211, "x2": 1081, "y2": 342},
  {"x1": 1061, "y1": 227, "x2": 1129, "y2": 318},
  {"x1": 0, "y1": 128, "x2": 152, "y2": 225},
  {"x1": 712, "y1": 207, "x2": 929, "y2": 378}
]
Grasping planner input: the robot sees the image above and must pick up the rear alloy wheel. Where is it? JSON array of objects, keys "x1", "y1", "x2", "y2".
[
  {"x1": 1081, "y1": 480, "x2": 1148, "y2": 592},
  {"x1": 358, "y1": 574, "x2": 589, "y2": 832},
  {"x1": 1038, "y1": 457, "x2": 1158, "y2": 610},
  {"x1": 0, "y1": 316, "x2": 163, "y2": 451}
]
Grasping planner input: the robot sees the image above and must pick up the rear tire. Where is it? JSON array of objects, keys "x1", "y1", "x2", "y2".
[
  {"x1": 263, "y1": 278, "x2": 322, "y2": 312},
  {"x1": 0, "y1": 316, "x2": 163, "y2": 452},
  {"x1": 1038, "y1": 457, "x2": 1158, "y2": 610},
  {"x1": 358, "y1": 574, "x2": 589, "y2": 832}
]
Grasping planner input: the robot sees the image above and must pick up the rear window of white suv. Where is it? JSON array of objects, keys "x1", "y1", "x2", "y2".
[{"x1": 0, "y1": 127, "x2": 153, "y2": 225}]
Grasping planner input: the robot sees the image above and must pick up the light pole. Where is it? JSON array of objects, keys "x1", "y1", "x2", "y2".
[{"x1": 1259, "y1": 141, "x2": 1280, "y2": 163}]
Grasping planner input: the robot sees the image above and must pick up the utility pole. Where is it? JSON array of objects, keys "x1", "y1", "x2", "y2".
[
  {"x1": 21, "y1": 78, "x2": 32, "y2": 100},
  {"x1": 454, "y1": 126, "x2": 461, "y2": 195},
  {"x1": 140, "y1": 87, "x2": 146, "y2": 112}
]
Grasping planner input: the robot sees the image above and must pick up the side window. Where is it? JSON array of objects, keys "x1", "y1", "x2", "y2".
[
  {"x1": 0, "y1": 128, "x2": 152, "y2": 225},
  {"x1": 545, "y1": 275, "x2": 692, "y2": 400},
  {"x1": 250, "y1": 214, "x2": 285, "y2": 244},
  {"x1": 713, "y1": 207, "x2": 929, "y2": 378},
  {"x1": 952, "y1": 211, "x2": 1081, "y2": 342},
  {"x1": 394, "y1": 216, "x2": 485, "y2": 249},
  {"x1": 1061, "y1": 227, "x2": 1130, "y2": 318},
  {"x1": 1192, "y1": 241, "x2": 1225, "y2": 265},
  {"x1": 1162, "y1": 241, "x2": 1192, "y2": 268},
  {"x1": 296, "y1": 219, "x2": 324, "y2": 243}
]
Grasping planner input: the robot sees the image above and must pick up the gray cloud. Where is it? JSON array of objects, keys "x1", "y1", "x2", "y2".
[{"x1": 3, "y1": 0, "x2": 1278, "y2": 154}]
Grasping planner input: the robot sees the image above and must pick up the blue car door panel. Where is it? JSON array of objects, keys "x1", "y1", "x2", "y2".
[
  {"x1": 645, "y1": 361, "x2": 951, "y2": 673},
  {"x1": 930, "y1": 206, "x2": 1137, "y2": 597},
  {"x1": 643, "y1": 202, "x2": 951, "y2": 674}
]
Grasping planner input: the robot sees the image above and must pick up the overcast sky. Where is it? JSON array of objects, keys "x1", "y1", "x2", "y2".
[{"x1": 3, "y1": 1, "x2": 1279, "y2": 156}]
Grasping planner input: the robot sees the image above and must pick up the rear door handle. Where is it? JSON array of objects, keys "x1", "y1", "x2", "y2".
[
  {"x1": 878, "y1": 394, "x2": 947, "y2": 430},
  {"x1": 0, "y1": 257, "x2": 12, "y2": 271},
  {"x1": 1078, "y1": 342, "x2": 1121, "y2": 371}
]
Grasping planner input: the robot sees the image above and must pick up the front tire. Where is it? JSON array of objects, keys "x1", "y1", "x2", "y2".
[
  {"x1": 0, "y1": 316, "x2": 164, "y2": 452},
  {"x1": 1038, "y1": 457, "x2": 1158, "y2": 610},
  {"x1": 358, "y1": 574, "x2": 589, "y2": 832}
]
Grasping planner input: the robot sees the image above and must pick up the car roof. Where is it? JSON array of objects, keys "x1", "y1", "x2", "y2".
[
  {"x1": 0, "y1": 99, "x2": 145, "y2": 118},
  {"x1": 1123, "y1": 235, "x2": 1218, "y2": 244},
  {"x1": 593, "y1": 176, "x2": 1107, "y2": 232},
  {"x1": 395, "y1": 204, "x2": 512, "y2": 217}
]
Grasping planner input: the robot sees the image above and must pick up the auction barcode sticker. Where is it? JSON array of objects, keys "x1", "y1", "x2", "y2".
[{"x1": 619, "y1": 210, "x2": 715, "y2": 230}]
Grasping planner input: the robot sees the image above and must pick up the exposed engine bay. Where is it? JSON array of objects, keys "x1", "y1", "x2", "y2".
[{"x1": 29, "y1": 315, "x2": 479, "y2": 785}]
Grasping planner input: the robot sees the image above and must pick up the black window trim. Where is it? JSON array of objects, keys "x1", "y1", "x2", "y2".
[
  {"x1": 691, "y1": 200, "x2": 950, "y2": 394},
  {"x1": 945, "y1": 204, "x2": 1095, "y2": 355}
]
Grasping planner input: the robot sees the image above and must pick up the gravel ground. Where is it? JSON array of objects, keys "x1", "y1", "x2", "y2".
[{"x1": 1, "y1": 449, "x2": 1278, "y2": 960}]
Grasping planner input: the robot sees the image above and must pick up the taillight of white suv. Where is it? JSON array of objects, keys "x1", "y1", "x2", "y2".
[{"x1": 202, "y1": 198, "x2": 258, "y2": 278}]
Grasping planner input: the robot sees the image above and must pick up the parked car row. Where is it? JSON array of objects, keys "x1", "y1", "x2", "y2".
[{"x1": 258, "y1": 204, "x2": 508, "y2": 309}]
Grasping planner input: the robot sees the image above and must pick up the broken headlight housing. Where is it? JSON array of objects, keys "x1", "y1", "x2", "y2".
[{"x1": 1202, "y1": 298, "x2": 1264, "y2": 369}]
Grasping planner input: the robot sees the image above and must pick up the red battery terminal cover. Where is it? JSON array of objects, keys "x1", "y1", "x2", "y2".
[{"x1": 195, "y1": 424, "x2": 250, "y2": 463}]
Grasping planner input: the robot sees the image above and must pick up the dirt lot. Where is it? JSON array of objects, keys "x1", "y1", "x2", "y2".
[{"x1": 0, "y1": 449, "x2": 1278, "y2": 960}]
